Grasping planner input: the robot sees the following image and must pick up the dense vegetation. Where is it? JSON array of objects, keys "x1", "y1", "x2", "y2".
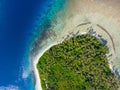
[{"x1": 37, "y1": 34, "x2": 120, "y2": 90}]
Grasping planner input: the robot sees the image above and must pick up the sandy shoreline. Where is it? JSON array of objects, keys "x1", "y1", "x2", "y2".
[
  {"x1": 34, "y1": 30, "x2": 116, "y2": 90},
  {"x1": 32, "y1": 0, "x2": 120, "y2": 90},
  {"x1": 33, "y1": 43, "x2": 58, "y2": 90}
]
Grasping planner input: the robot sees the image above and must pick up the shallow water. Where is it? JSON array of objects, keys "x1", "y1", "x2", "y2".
[
  {"x1": 0, "y1": 0, "x2": 54, "y2": 90},
  {"x1": 0, "y1": 0, "x2": 119, "y2": 90},
  {"x1": 31, "y1": 1, "x2": 120, "y2": 88}
]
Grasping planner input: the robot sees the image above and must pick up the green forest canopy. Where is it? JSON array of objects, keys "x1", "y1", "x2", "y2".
[{"x1": 37, "y1": 34, "x2": 120, "y2": 90}]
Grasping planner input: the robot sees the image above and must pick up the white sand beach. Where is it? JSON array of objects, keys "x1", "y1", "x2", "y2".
[
  {"x1": 33, "y1": 0, "x2": 120, "y2": 90},
  {"x1": 33, "y1": 43, "x2": 58, "y2": 90}
]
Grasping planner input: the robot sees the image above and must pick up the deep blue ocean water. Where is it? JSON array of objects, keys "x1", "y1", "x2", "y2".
[
  {"x1": 0, "y1": 0, "x2": 64, "y2": 90},
  {"x1": 0, "y1": 0, "x2": 51, "y2": 90},
  {"x1": 0, "y1": 0, "x2": 66, "y2": 89}
]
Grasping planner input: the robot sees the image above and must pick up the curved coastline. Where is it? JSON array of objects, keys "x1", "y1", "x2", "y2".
[
  {"x1": 31, "y1": 0, "x2": 120, "y2": 89},
  {"x1": 33, "y1": 43, "x2": 58, "y2": 90},
  {"x1": 34, "y1": 29, "x2": 117, "y2": 90}
]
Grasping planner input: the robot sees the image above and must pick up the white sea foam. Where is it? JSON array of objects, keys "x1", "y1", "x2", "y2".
[
  {"x1": 0, "y1": 85, "x2": 19, "y2": 90},
  {"x1": 22, "y1": 69, "x2": 29, "y2": 79}
]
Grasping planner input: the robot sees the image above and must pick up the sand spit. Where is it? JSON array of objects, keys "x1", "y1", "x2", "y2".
[{"x1": 32, "y1": 0, "x2": 120, "y2": 90}]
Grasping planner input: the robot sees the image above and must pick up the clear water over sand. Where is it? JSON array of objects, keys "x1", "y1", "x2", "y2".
[{"x1": 30, "y1": 0, "x2": 120, "y2": 89}]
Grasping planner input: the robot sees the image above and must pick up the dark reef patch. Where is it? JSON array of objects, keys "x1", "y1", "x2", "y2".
[{"x1": 30, "y1": 0, "x2": 66, "y2": 59}]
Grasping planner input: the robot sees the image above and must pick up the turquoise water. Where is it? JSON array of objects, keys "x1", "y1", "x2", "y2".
[
  {"x1": 1, "y1": 0, "x2": 119, "y2": 90},
  {"x1": 0, "y1": 0, "x2": 66, "y2": 90},
  {"x1": 29, "y1": 0, "x2": 66, "y2": 90},
  {"x1": 30, "y1": 0, "x2": 66, "y2": 63}
]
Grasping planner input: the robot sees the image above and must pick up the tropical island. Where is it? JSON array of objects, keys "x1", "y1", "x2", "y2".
[{"x1": 37, "y1": 34, "x2": 120, "y2": 90}]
